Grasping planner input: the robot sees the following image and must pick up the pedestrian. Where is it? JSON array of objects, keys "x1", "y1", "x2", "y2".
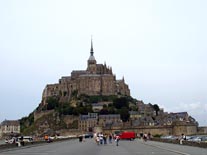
[
  {"x1": 99, "y1": 132, "x2": 103, "y2": 145},
  {"x1": 79, "y1": 135, "x2": 83, "y2": 142},
  {"x1": 20, "y1": 136, "x2": 24, "y2": 146},
  {"x1": 147, "y1": 132, "x2": 151, "y2": 140},
  {"x1": 115, "y1": 135, "x2": 120, "y2": 146},
  {"x1": 140, "y1": 132, "x2": 143, "y2": 140},
  {"x1": 179, "y1": 133, "x2": 186, "y2": 144},
  {"x1": 143, "y1": 133, "x2": 147, "y2": 142},
  {"x1": 109, "y1": 133, "x2": 113, "y2": 143},
  {"x1": 44, "y1": 135, "x2": 49, "y2": 142},
  {"x1": 103, "y1": 134, "x2": 107, "y2": 144},
  {"x1": 96, "y1": 136, "x2": 100, "y2": 145}
]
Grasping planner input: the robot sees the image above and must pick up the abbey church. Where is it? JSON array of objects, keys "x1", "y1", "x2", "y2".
[{"x1": 41, "y1": 40, "x2": 130, "y2": 104}]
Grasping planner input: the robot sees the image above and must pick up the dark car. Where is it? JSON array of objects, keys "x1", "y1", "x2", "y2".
[{"x1": 84, "y1": 133, "x2": 93, "y2": 138}]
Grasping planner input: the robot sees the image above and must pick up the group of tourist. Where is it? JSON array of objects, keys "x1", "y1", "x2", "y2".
[
  {"x1": 94, "y1": 132, "x2": 120, "y2": 146},
  {"x1": 139, "y1": 132, "x2": 151, "y2": 142}
]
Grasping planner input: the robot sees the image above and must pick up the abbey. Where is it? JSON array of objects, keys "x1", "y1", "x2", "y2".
[{"x1": 42, "y1": 40, "x2": 130, "y2": 104}]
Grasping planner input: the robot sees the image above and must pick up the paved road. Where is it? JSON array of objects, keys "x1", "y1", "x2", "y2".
[{"x1": 0, "y1": 139, "x2": 206, "y2": 155}]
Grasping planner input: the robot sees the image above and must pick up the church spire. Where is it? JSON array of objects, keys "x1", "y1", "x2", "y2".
[
  {"x1": 87, "y1": 36, "x2": 97, "y2": 73},
  {"x1": 90, "y1": 36, "x2": 94, "y2": 55},
  {"x1": 88, "y1": 36, "x2": 96, "y2": 62}
]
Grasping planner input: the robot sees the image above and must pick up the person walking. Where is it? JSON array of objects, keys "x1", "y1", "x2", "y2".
[
  {"x1": 96, "y1": 135, "x2": 100, "y2": 145},
  {"x1": 115, "y1": 135, "x2": 120, "y2": 146},
  {"x1": 109, "y1": 133, "x2": 113, "y2": 143},
  {"x1": 103, "y1": 134, "x2": 107, "y2": 144},
  {"x1": 78, "y1": 135, "x2": 83, "y2": 142},
  {"x1": 179, "y1": 133, "x2": 186, "y2": 144},
  {"x1": 99, "y1": 132, "x2": 104, "y2": 145}
]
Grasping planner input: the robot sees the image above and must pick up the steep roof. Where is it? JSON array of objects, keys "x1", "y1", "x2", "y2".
[{"x1": 1, "y1": 120, "x2": 20, "y2": 126}]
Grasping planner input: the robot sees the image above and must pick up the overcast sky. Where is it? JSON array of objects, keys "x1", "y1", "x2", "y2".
[{"x1": 0, "y1": 0, "x2": 206, "y2": 126}]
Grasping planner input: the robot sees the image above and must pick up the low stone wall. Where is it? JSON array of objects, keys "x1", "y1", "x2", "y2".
[{"x1": 151, "y1": 138, "x2": 207, "y2": 148}]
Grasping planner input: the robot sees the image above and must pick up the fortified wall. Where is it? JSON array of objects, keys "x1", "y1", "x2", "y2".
[{"x1": 104, "y1": 125, "x2": 198, "y2": 136}]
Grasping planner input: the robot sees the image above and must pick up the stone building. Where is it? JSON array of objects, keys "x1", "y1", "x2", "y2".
[
  {"x1": 0, "y1": 120, "x2": 20, "y2": 137},
  {"x1": 79, "y1": 113, "x2": 98, "y2": 132},
  {"x1": 78, "y1": 113, "x2": 123, "y2": 132},
  {"x1": 129, "y1": 111, "x2": 142, "y2": 120},
  {"x1": 41, "y1": 40, "x2": 130, "y2": 105},
  {"x1": 98, "y1": 114, "x2": 122, "y2": 128}
]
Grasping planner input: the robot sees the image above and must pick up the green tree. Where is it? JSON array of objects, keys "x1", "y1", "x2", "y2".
[
  {"x1": 113, "y1": 97, "x2": 129, "y2": 109},
  {"x1": 153, "y1": 104, "x2": 160, "y2": 116},
  {"x1": 117, "y1": 107, "x2": 130, "y2": 122},
  {"x1": 108, "y1": 105, "x2": 116, "y2": 114},
  {"x1": 100, "y1": 104, "x2": 109, "y2": 114},
  {"x1": 46, "y1": 97, "x2": 59, "y2": 110},
  {"x1": 62, "y1": 106, "x2": 74, "y2": 115}
]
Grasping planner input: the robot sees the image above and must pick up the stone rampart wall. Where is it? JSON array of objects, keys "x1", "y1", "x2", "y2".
[
  {"x1": 104, "y1": 125, "x2": 197, "y2": 136},
  {"x1": 34, "y1": 110, "x2": 54, "y2": 122}
]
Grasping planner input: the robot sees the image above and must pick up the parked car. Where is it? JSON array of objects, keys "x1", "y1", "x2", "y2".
[
  {"x1": 161, "y1": 135, "x2": 178, "y2": 140},
  {"x1": 187, "y1": 136, "x2": 202, "y2": 142},
  {"x1": 5, "y1": 137, "x2": 16, "y2": 144},
  {"x1": 84, "y1": 133, "x2": 93, "y2": 138},
  {"x1": 201, "y1": 136, "x2": 207, "y2": 142},
  {"x1": 18, "y1": 136, "x2": 33, "y2": 142}
]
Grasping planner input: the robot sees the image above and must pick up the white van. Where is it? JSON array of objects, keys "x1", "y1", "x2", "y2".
[{"x1": 17, "y1": 136, "x2": 33, "y2": 143}]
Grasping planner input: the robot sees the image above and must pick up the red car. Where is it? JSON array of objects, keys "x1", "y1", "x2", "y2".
[{"x1": 118, "y1": 131, "x2": 136, "y2": 140}]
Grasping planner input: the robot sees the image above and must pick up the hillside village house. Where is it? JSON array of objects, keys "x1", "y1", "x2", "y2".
[
  {"x1": 79, "y1": 113, "x2": 98, "y2": 132},
  {"x1": 0, "y1": 120, "x2": 20, "y2": 137}
]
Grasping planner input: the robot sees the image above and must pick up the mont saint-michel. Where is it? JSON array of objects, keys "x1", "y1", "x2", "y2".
[
  {"x1": 41, "y1": 40, "x2": 130, "y2": 106},
  {"x1": 0, "y1": 40, "x2": 202, "y2": 139}
]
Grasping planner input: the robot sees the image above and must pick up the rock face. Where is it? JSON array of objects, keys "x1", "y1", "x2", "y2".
[{"x1": 41, "y1": 40, "x2": 130, "y2": 105}]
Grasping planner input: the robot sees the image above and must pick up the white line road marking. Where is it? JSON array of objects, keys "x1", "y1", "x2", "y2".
[{"x1": 139, "y1": 141, "x2": 191, "y2": 155}]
